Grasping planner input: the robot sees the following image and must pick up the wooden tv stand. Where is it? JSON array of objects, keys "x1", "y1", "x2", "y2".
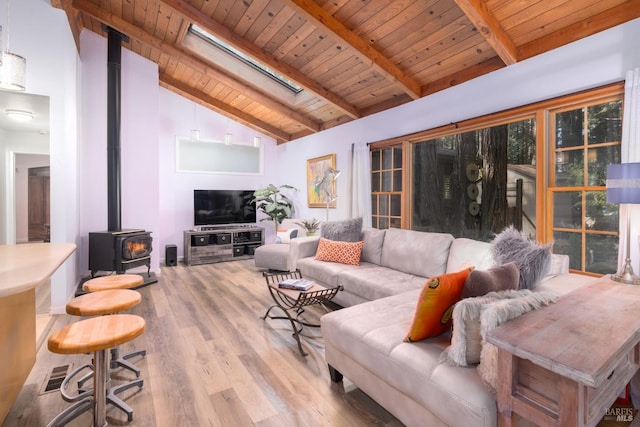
[
  {"x1": 486, "y1": 277, "x2": 640, "y2": 427},
  {"x1": 183, "y1": 225, "x2": 264, "y2": 266}
]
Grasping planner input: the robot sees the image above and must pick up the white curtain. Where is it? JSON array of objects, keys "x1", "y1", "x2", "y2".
[
  {"x1": 621, "y1": 69, "x2": 640, "y2": 409},
  {"x1": 350, "y1": 141, "x2": 372, "y2": 227},
  {"x1": 617, "y1": 69, "x2": 640, "y2": 271}
]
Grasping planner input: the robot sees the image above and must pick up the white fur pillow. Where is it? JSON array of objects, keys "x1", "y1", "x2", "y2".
[
  {"x1": 440, "y1": 290, "x2": 558, "y2": 372},
  {"x1": 477, "y1": 290, "x2": 558, "y2": 393}
]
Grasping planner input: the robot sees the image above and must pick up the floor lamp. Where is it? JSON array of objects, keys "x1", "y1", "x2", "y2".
[
  {"x1": 318, "y1": 168, "x2": 341, "y2": 222},
  {"x1": 606, "y1": 162, "x2": 640, "y2": 285},
  {"x1": 324, "y1": 191, "x2": 338, "y2": 222}
]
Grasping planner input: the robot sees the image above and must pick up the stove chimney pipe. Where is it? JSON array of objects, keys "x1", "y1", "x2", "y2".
[{"x1": 103, "y1": 25, "x2": 129, "y2": 232}]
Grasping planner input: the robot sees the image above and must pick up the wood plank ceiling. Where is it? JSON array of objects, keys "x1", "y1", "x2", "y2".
[{"x1": 52, "y1": 0, "x2": 640, "y2": 144}]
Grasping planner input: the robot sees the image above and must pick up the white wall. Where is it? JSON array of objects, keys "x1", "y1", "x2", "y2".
[
  {"x1": 7, "y1": 0, "x2": 80, "y2": 312},
  {"x1": 79, "y1": 30, "x2": 161, "y2": 276},
  {"x1": 157, "y1": 88, "x2": 278, "y2": 254},
  {"x1": 277, "y1": 18, "x2": 640, "y2": 272},
  {"x1": 80, "y1": 29, "x2": 279, "y2": 265}
]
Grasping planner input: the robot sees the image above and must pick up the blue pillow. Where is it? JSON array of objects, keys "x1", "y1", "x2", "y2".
[{"x1": 275, "y1": 228, "x2": 298, "y2": 243}]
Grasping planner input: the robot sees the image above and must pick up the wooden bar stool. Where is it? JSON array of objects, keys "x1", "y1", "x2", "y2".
[
  {"x1": 82, "y1": 274, "x2": 146, "y2": 376},
  {"x1": 47, "y1": 314, "x2": 145, "y2": 427},
  {"x1": 61, "y1": 289, "x2": 143, "y2": 421},
  {"x1": 66, "y1": 288, "x2": 142, "y2": 316},
  {"x1": 82, "y1": 274, "x2": 144, "y2": 292}
]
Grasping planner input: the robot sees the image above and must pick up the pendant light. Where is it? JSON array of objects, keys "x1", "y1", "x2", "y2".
[
  {"x1": 0, "y1": 0, "x2": 26, "y2": 91},
  {"x1": 224, "y1": 117, "x2": 232, "y2": 145},
  {"x1": 190, "y1": 103, "x2": 200, "y2": 141}
]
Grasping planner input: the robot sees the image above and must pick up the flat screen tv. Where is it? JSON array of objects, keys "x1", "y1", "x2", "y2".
[{"x1": 194, "y1": 190, "x2": 256, "y2": 226}]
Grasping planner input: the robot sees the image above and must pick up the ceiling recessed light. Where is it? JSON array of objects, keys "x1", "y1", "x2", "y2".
[{"x1": 5, "y1": 109, "x2": 33, "y2": 122}]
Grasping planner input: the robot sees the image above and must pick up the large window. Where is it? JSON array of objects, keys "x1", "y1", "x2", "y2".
[
  {"x1": 548, "y1": 98, "x2": 622, "y2": 274},
  {"x1": 370, "y1": 84, "x2": 623, "y2": 276},
  {"x1": 411, "y1": 119, "x2": 536, "y2": 241}
]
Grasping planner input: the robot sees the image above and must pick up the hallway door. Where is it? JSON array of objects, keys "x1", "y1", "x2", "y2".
[{"x1": 28, "y1": 168, "x2": 50, "y2": 241}]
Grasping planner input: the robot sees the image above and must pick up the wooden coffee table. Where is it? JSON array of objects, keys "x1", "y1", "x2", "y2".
[
  {"x1": 262, "y1": 269, "x2": 342, "y2": 356},
  {"x1": 486, "y1": 277, "x2": 640, "y2": 427}
]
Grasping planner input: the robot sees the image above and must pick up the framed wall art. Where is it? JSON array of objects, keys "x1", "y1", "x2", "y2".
[{"x1": 307, "y1": 154, "x2": 337, "y2": 208}]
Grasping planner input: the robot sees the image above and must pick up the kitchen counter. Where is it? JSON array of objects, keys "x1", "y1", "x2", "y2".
[
  {"x1": 0, "y1": 242, "x2": 76, "y2": 297},
  {"x1": 0, "y1": 242, "x2": 76, "y2": 423}
]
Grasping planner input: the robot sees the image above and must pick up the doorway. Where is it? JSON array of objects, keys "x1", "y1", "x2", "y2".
[
  {"x1": 14, "y1": 155, "x2": 50, "y2": 243},
  {"x1": 28, "y1": 166, "x2": 50, "y2": 241}
]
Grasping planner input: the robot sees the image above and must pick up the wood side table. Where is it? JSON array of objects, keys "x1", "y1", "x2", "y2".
[{"x1": 486, "y1": 278, "x2": 640, "y2": 427}]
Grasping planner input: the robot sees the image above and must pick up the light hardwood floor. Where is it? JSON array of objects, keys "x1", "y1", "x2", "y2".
[{"x1": 4, "y1": 260, "x2": 403, "y2": 427}]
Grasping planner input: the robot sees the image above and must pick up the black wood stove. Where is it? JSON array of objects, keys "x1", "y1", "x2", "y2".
[
  {"x1": 87, "y1": 27, "x2": 154, "y2": 279},
  {"x1": 89, "y1": 229, "x2": 152, "y2": 278}
]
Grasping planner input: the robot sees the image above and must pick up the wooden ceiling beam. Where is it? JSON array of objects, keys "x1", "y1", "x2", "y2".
[
  {"x1": 159, "y1": 0, "x2": 361, "y2": 120},
  {"x1": 282, "y1": 0, "x2": 422, "y2": 100},
  {"x1": 517, "y1": 2, "x2": 640, "y2": 61},
  {"x1": 361, "y1": 94, "x2": 414, "y2": 117},
  {"x1": 161, "y1": 73, "x2": 291, "y2": 143},
  {"x1": 71, "y1": 0, "x2": 321, "y2": 133},
  {"x1": 452, "y1": 0, "x2": 517, "y2": 65},
  {"x1": 422, "y1": 56, "x2": 505, "y2": 96}
]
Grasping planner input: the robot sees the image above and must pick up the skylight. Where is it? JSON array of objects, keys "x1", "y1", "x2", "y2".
[{"x1": 189, "y1": 25, "x2": 303, "y2": 94}]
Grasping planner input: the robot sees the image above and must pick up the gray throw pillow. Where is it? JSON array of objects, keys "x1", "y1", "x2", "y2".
[
  {"x1": 461, "y1": 262, "x2": 520, "y2": 299},
  {"x1": 321, "y1": 217, "x2": 363, "y2": 242},
  {"x1": 490, "y1": 226, "x2": 552, "y2": 290},
  {"x1": 361, "y1": 228, "x2": 386, "y2": 264}
]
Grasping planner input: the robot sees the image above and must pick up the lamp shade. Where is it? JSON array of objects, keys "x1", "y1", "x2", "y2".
[
  {"x1": 326, "y1": 167, "x2": 341, "y2": 180},
  {"x1": 0, "y1": 51, "x2": 26, "y2": 91},
  {"x1": 606, "y1": 162, "x2": 640, "y2": 204}
]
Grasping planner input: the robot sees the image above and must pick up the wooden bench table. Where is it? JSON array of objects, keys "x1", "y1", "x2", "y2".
[{"x1": 486, "y1": 277, "x2": 640, "y2": 427}]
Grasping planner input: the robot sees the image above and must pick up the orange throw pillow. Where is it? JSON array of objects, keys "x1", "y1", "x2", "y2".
[
  {"x1": 315, "y1": 238, "x2": 364, "y2": 266},
  {"x1": 404, "y1": 267, "x2": 474, "y2": 342}
]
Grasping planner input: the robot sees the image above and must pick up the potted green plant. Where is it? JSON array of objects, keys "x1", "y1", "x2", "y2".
[
  {"x1": 251, "y1": 184, "x2": 297, "y2": 232},
  {"x1": 296, "y1": 218, "x2": 320, "y2": 236}
]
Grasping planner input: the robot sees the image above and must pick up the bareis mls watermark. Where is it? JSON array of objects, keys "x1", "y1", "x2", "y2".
[{"x1": 603, "y1": 407, "x2": 634, "y2": 422}]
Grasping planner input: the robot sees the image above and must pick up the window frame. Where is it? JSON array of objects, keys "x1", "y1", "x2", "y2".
[
  {"x1": 369, "y1": 83, "x2": 624, "y2": 276},
  {"x1": 370, "y1": 144, "x2": 406, "y2": 229},
  {"x1": 545, "y1": 92, "x2": 623, "y2": 275}
]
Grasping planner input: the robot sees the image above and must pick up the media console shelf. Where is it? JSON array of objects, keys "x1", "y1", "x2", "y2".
[{"x1": 184, "y1": 225, "x2": 264, "y2": 266}]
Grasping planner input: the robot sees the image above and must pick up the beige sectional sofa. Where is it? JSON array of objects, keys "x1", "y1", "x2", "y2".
[{"x1": 288, "y1": 227, "x2": 596, "y2": 427}]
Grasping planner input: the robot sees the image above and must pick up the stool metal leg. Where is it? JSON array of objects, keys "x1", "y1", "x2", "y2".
[
  {"x1": 46, "y1": 397, "x2": 94, "y2": 427},
  {"x1": 107, "y1": 378, "x2": 144, "y2": 421},
  {"x1": 60, "y1": 363, "x2": 93, "y2": 403},
  {"x1": 94, "y1": 349, "x2": 108, "y2": 427},
  {"x1": 110, "y1": 347, "x2": 146, "y2": 376}
]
